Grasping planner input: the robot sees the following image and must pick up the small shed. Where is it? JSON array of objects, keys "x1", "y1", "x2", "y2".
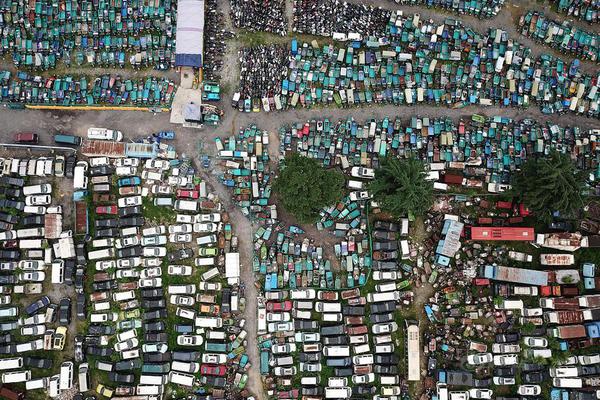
[{"x1": 225, "y1": 252, "x2": 240, "y2": 285}]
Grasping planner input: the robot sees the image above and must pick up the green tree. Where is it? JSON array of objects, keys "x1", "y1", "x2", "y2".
[
  {"x1": 512, "y1": 151, "x2": 585, "y2": 223},
  {"x1": 274, "y1": 153, "x2": 344, "y2": 224},
  {"x1": 369, "y1": 157, "x2": 434, "y2": 218}
]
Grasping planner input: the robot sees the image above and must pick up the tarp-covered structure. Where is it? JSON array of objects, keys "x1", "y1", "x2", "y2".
[{"x1": 175, "y1": 0, "x2": 205, "y2": 68}]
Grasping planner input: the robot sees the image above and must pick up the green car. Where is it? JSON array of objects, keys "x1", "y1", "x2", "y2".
[
  {"x1": 237, "y1": 373, "x2": 248, "y2": 389},
  {"x1": 120, "y1": 309, "x2": 141, "y2": 320},
  {"x1": 198, "y1": 247, "x2": 218, "y2": 257}
]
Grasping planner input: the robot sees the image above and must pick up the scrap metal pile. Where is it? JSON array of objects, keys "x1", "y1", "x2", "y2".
[
  {"x1": 204, "y1": 0, "x2": 235, "y2": 82},
  {"x1": 0, "y1": 0, "x2": 176, "y2": 70},
  {"x1": 519, "y1": 11, "x2": 599, "y2": 62},
  {"x1": 0, "y1": 71, "x2": 175, "y2": 107},
  {"x1": 390, "y1": 0, "x2": 505, "y2": 18},
  {"x1": 231, "y1": 0, "x2": 287, "y2": 35},
  {"x1": 236, "y1": 45, "x2": 288, "y2": 110},
  {"x1": 261, "y1": 11, "x2": 600, "y2": 116},
  {"x1": 292, "y1": 0, "x2": 390, "y2": 38},
  {"x1": 551, "y1": 0, "x2": 600, "y2": 23}
]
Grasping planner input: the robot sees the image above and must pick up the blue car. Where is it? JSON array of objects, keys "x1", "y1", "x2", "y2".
[
  {"x1": 156, "y1": 131, "x2": 175, "y2": 140},
  {"x1": 117, "y1": 176, "x2": 141, "y2": 187},
  {"x1": 25, "y1": 296, "x2": 50, "y2": 316}
]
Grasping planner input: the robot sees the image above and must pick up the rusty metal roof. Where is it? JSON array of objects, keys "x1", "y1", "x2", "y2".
[{"x1": 81, "y1": 139, "x2": 126, "y2": 158}]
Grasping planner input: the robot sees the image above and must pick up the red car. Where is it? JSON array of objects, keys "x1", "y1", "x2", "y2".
[
  {"x1": 96, "y1": 205, "x2": 118, "y2": 215},
  {"x1": 278, "y1": 389, "x2": 299, "y2": 399},
  {"x1": 176, "y1": 189, "x2": 199, "y2": 199},
  {"x1": 200, "y1": 364, "x2": 226, "y2": 376},
  {"x1": 266, "y1": 300, "x2": 292, "y2": 312}
]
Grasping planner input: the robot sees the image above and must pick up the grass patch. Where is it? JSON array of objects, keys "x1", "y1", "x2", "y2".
[{"x1": 142, "y1": 197, "x2": 176, "y2": 224}]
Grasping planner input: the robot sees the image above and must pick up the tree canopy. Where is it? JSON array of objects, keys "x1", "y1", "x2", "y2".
[
  {"x1": 369, "y1": 157, "x2": 434, "y2": 218},
  {"x1": 274, "y1": 153, "x2": 344, "y2": 224},
  {"x1": 512, "y1": 151, "x2": 585, "y2": 222}
]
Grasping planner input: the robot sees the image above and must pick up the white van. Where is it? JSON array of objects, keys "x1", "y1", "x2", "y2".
[
  {"x1": 174, "y1": 200, "x2": 199, "y2": 212},
  {"x1": 301, "y1": 376, "x2": 320, "y2": 386},
  {"x1": 294, "y1": 301, "x2": 314, "y2": 310},
  {"x1": 23, "y1": 184, "x2": 51, "y2": 196},
  {"x1": 322, "y1": 346, "x2": 350, "y2": 357},
  {"x1": 88, "y1": 248, "x2": 115, "y2": 261},
  {"x1": 171, "y1": 361, "x2": 200, "y2": 373},
  {"x1": 78, "y1": 363, "x2": 90, "y2": 393},
  {"x1": 367, "y1": 291, "x2": 400, "y2": 303},
  {"x1": 16, "y1": 228, "x2": 44, "y2": 238},
  {"x1": 139, "y1": 374, "x2": 168, "y2": 385},
  {"x1": 92, "y1": 302, "x2": 110, "y2": 313},
  {"x1": 51, "y1": 261, "x2": 64, "y2": 284},
  {"x1": 26, "y1": 377, "x2": 46, "y2": 390},
  {"x1": 48, "y1": 375, "x2": 60, "y2": 398},
  {"x1": 552, "y1": 378, "x2": 583, "y2": 388},
  {"x1": 196, "y1": 235, "x2": 217, "y2": 246},
  {"x1": 88, "y1": 127, "x2": 123, "y2": 142},
  {"x1": 201, "y1": 267, "x2": 220, "y2": 281},
  {"x1": 353, "y1": 343, "x2": 370, "y2": 354},
  {"x1": 117, "y1": 329, "x2": 137, "y2": 342},
  {"x1": 0, "y1": 357, "x2": 22, "y2": 370},
  {"x1": 92, "y1": 238, "x2": 114, "y2": 248},
  {"x1": 375, "y1": 282, "x2": 397, "y2": 293},
  {"x1": 73, "y1": 161, "x2": 89, "y2": 190},
  {"x1": 325, "y1": 387, "x2": 351, "y2": 399},
  {"x1": 293, "y1": 310, "x2": 312, "y2": 319},
  {"x1": 315, "y1": 302, "x2": 341, "y2": 313},
  {"x1": 195, "y1": 257, "x2": 216, "y2": 267},
  {"x1": 195, "y1": 316, "x2": 222, "y2": 329},
  {"x1": 381, "y1": 375, "x2": 400, "y2": 385},
  {"x1": 1, "y1": 370, "x2": 31, "y2": 383},
  {"x1": 113, "y1": 290, "x2": 136, "y2": 302},
  {"x1": 168, "y1": 285, "x2": 196, "y2": 295},
  {"x1": 137, "y1": 385, "x2": 162, "y2": 395},
  {"x1": 206, "y1": 331, "x2": 227, "y2": 341},
  {"x1": 323, "y1": 313, "x2": 343, "y2": 323},
  {"x1": 498, "y1": 300, "x2": 524, "y2": 310},
  {"x1": 169, "y1": 371, "x2": 194, "y2": 387},
  {"x1": 19, "y1": 239, "x2": 46, "y2": 249},
  {"x1": 347, "y1": 180, "x2": 364, "y2": 190}
]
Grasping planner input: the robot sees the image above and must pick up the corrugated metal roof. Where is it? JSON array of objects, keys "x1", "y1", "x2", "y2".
[
  {"x1": 471, "y1": 227, "x2": 534, "y2": 241},
  {"x1": 44, "y1": 214, "x2": 62, "y2": 239},
  {"x1": 81, "y1": 139, "x2": 126, "y2": 158},
  {"x1": 75, "y1": 201, "x2": 88, "y2": 235},
  {"x1": 489, "y1": 265, "x2": 548, "y2": 286},
  {"x1": 438, "y1": 220, "x2": 463, "y2": 257}
]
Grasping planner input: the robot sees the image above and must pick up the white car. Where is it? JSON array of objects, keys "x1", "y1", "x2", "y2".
[
  {"x1": 46, "y1": 206, "x2": 62, "y2": 214},
  {"x1": 19, "y1": 260, "x2": 46, "y2": 270},
  {"x1": 202, "y1": 353, "x2": 228, "y2": 364},
  {"x1": 114, "y1": 158, "x2": 139, "y2": 167},
  {"x1": 89, "y1": 157, "x2": 110, "y2": 167},
  {"x1": 194, "y1": 213, "x2": 221, "y2": 223},
  {"x1": 524, "y1": 337, "x2": 548, "y2": 348},
  {"x1": 494, "y1": 354, "x2": 519, "y2": 366},
  {"x1": 168, "y1": 224, "x2": 192, "y2": 234},
  {"x1": 21, "y1": 324, "x2": 46, "y2": 336},
  {"x1": 143, "y1": 226, "x2": 166, "y2": 236},
  {"x1": 372, "y1": 271, "x2": 398, "y2": 281},
  {"x1": 290, "y1": 289, "x2": 316, "y2": 300},
  {"x1": 140, "y1": 267, "x2": 162, "y2": 279},
  {"x1": 493, "y1": 377, "x2": 515, "y2": 385},
  {"x1": 578, "y1": 353, "x2": 600, "y2": 365},
  {"x1": 115, "y1": 236, "x2": 140, "y2": 249},
  {"x1": 176, "y1": 214, "x2": 194, "y2": 223},
  {"x1": 168, "y1": 176, "x2": 188, "y2": 186},
  {"x1": 352, "y1": 354, "x2": 374, "y2": 365},
  {"x1": 372, "y1": 322, "x2": 398, "y2": 334},
  {"x1": 115, "y1": 269, "x2": 139, "y2": 279},
  {"x1": 143, "y1": 258, "x2": 162, "y2": 268},
  {"x1": 374, "y1": 344, "x2": 394, "y2": 353},
  {"x1": 467, "y1": 353, "x2": 493, "y2": 365},
  {"x1": 266, "y1": 312, "x2": 291, "y2": 322},
  {"x1": 177, "y1": 335, "x2": 203, "y2": 346},
  {"x1": 273, "y1": 367, "x2": 296, "y2": 376},
  {"x1": 25, "y1": 195, "x2": 51, "y2": 206},
  {"x1": 0, "y1": 296, "x2": 11, "y2": 305},
  {"x1": 23, "y1": 206, "x2": 45, "y2": 215},
  {"x1": 198, "y1": 281, "x2": 222, "y2": 291},
  {"x1": 117, "y1": 257, "x2": 142, "y2": 269},
  {"x1": 469, "y1": 389, "x2": 493, "y2": 399},
  {"x1": 294, "y1": 332, "x2": 319, "y2": 343},
  {"x1": 267, "y1": 322, "x2": 294, "y2": 333},
  {"x1": 143, "y1": 247, "x2": 167, "y2": 257},
  {"x1": 118, "y1": 196, "x2": 142, "y2": 208},
  {"x1": 141, "y1": 235, "x2": 167, "y2": 246},
  {"x1": 142, "y1": 343, "x2": 168, "y2": 353},
  {"x1": 150, "y1": 185, "x2": 172, "y2": 195},
  {"x1": 114, "y1": 338, "x2": 139, "y2": 352},
  {"x1": 349, "y1": 191, "x2": 371, "y2": 201},
  {"x1": 168, "y1": 265, "x2": 193, "y2": 276},
  {"x1": 169, "y1": 233, "x2": 192, "y2": 243},
  {"x1": 18, "y1": 272, "x2": 45, "y2": 282},
  {"x1": 350, "y1": 166, "x2": 375, "y2": 179},
  {"x1": 517, "y1": 385, "x2": 541, "y2": 396},
  {"x1": 352, "y1": 373, "x2": 375, "y2": 384},
  {"x1": 95, "y1": 260, "x2": 116, "y2": 271},
  {"x1": 169, "y1": 295, "x2": 195, "y2": 306},
  {"x1": 141, "y1": 170, "x2": 162, "y2": 181},
  {"x1": 115, "y1": 166, "x2": 137, "y2": 176},
  {"x1": 145, "y1": 159, "x2": 171, "y2": 170},
  {"x1": 271, "y1": 343, "x2": 297, "y2": 354},
  {"x1": 138, "y1": 278, "x2": 162, "y2": 288},
  {"x1": 492, "y1": 343, "x2": 521, "y2": 353},
  {"x1": 193, "y1": 222, "x2": 219, "y2": 233},
  {"x1": 487, "y1": 183, "x2": 511, "y2": 193}
]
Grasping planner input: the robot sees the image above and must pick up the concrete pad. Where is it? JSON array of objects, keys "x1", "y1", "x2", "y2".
[{"x1": 170, "y1": 88, "x2": 203, "y2": 125}]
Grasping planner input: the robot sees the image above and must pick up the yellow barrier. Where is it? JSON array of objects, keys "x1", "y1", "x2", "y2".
[{"x1": 24, "y1": 105, "x2": 171, "y2": 112}]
